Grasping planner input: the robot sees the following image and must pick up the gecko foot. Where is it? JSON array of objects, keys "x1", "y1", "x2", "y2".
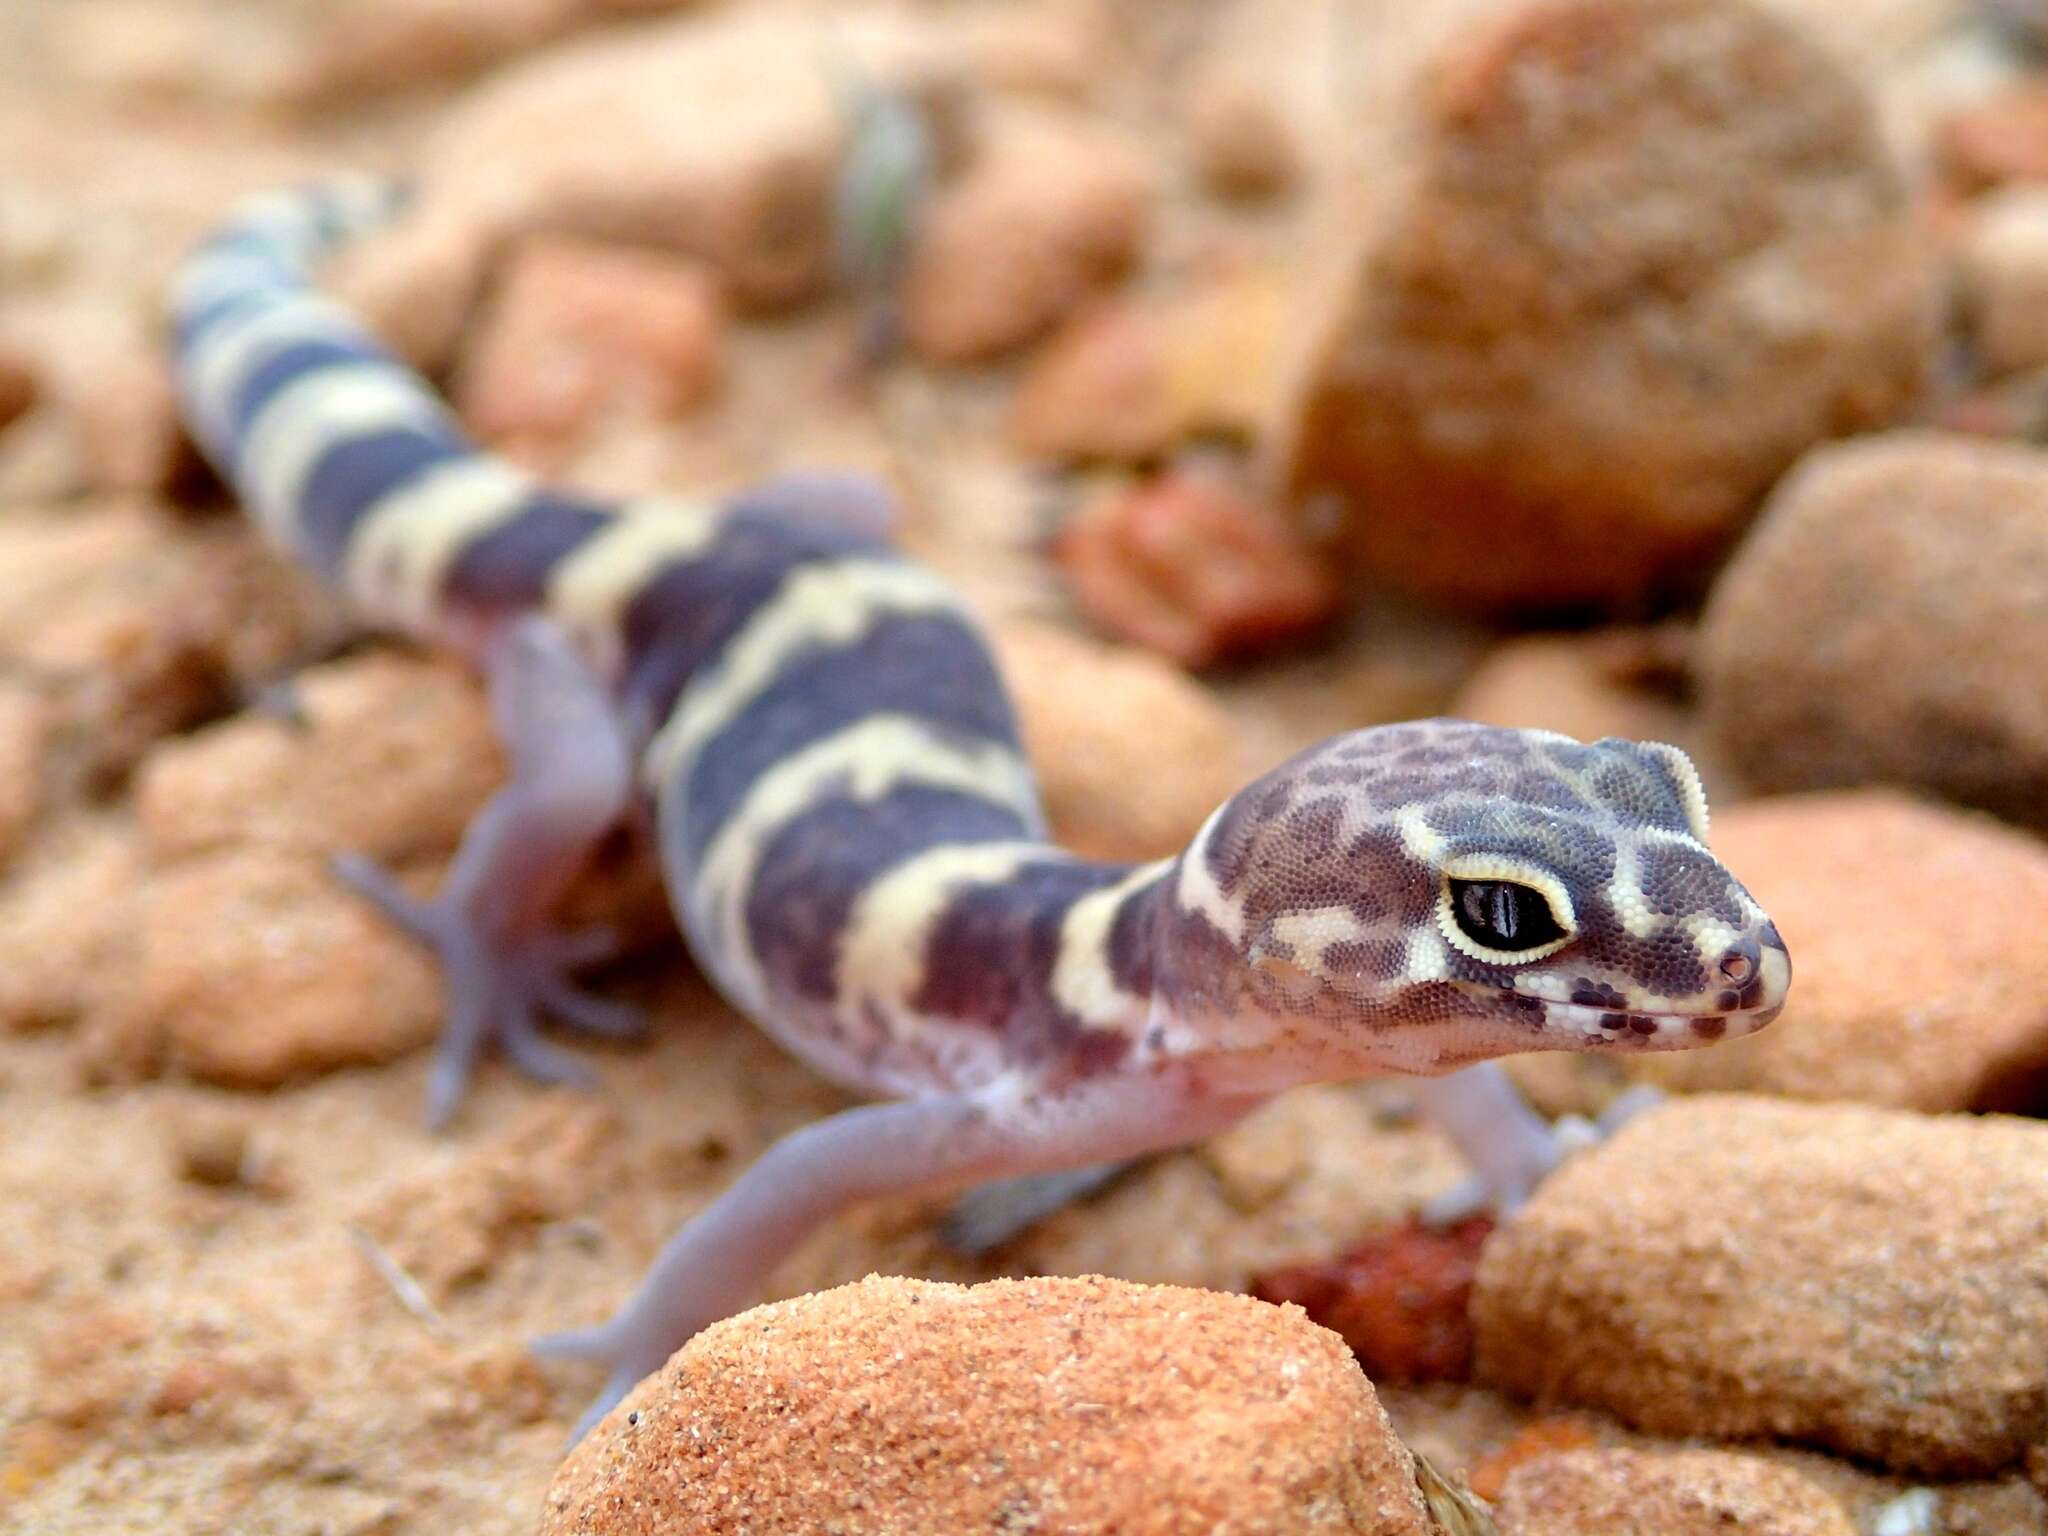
[
  {"x1": 332, "y1": 852, "x2": 643, "y2": 1129},
  {"x1": 1418, "y1": 1073, "x2": 1668, "y2": 1226},
  {"x1": 530, "y1": 1317, "x2": 660, "y2": 1447}
]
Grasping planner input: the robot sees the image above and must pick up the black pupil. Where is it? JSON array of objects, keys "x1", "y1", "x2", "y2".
[{"x1": 1450, "y1": 879, "x2": 1565, "y2": 952}]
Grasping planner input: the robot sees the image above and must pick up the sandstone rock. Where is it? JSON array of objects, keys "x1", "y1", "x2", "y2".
[
  {"x1": 63, "y1": 335, "x2": 185, "y2": 496},
  {"x1": 994, "y1": 619, "x2": 1243, "y2": 861},
  {"x1": 1054, "y1": 462, "x2": 1338, "y2": 669},
  {"x1": 0, "y1": 821, "x2": 140, "y2": 1035},
  {"x1": 135, "y1": 652, "x2": 500, "y2": 867},
  {"x1": 1183, "y1": 67, "x2": 1300, "y2": 202},
  {"x1": 950, "y1": 1, "x2": 1109, "y2": 102},
  {"x1": 0, "y1": 678, "x2": 52, "y2": 870},
  {"x1": 901, "y1": 103, "x2": 1152, "y2": 365},
  {"x1": 0, "y1": 337, "x2": 37, "y2": 431},
  {"x1": 1275, "y1": 0, "x2": 1938, "y2": 610},
  {"x1": 1012, "y1": 300, "x2": 1178, "y2": 464},
  {"x1": 4, "y1": 309, "x2": 188, "y2": 497},
  {"x1": 1252, "y1": 1216, "x2": 1492, "y2": 1386},
  {"x1": 1936, "y1": 79, "x2": 2048, "y2": 192},
  {"x1": 340, "y1": 7, "x2": 966, "y2": 369},
  {"x1": 286, "y1": 0, "x2": 693, "y2": 105},
  {"x1": 1465, "y1": 1419, "x2": 1601, "y2": 1502},
  {"x1": 1930, "y1": 363, "x2": 2048, "y2": 440},
  {"x1": 1473, "y1": 1095, "x2": 2048, "y2": 1476},
  {"x1": 1010, "y1": 270, "x2": 1287, "y2": 464},
  {"x1": 1493, "y1": 1449, "x2": 1855, "y2": 1536},
  {"x1": 1628, "y1": 791, "x2": 2048, "y2": 1111},
  {"x1": 1449, "y1": 628, "x2": 1727, "y2": 801},
  {"x1": 0, "y1": 502, "x2": 329, "y2": 782},
  {"x1": 136, "y1": 846, "x2": 443, "y2": 1087},
  {"x1": 1962, "y1": 187, "x2": 2048, "y2": 374},
  {"x1": 542, "y1": 1274, "x2": 1437, "y2": 1535},
  {"x1": 454, "y1": 235, "x2": 725, "y2": 469},
  {"x1": 1697, "y1": 432, "x2": 2048, "y2": 829}
]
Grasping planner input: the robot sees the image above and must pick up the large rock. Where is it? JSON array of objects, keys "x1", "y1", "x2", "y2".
[
  {"x1": 993, "y1": 620, "x2": 1245, "y2": 862},
  {"x1": 1473, "y1": 1095, "x2": 2048, "y2": 1476},
  {"x1": 452, "y1": 235, "x2": 726, "y2": 470},
  {"x1": 1960, "y1": 187, "x2": 2048, "y2": 376},
  {"x1": 542, "y1": 1274, "x2": 1437, "y2": 1535},
  {"x1": 899, "y1": 102, "x2": 1152, "y2": 365},
  {"x1": 1628, "y1": 791, "x2": 2048, "y2": 1111},
  {"x1": 338, "y1": 7, "x2": 967, "y2": 367},
  {"x1": 1274, "y1": 0, "x2": 1938, "y2": 611},
  {"x1": 1697, "y1": 432, "x2": 2048, "y2": 830},
  {"x1": 1493, "y1": 1449, "x2": 1855, "y2": 1536}
]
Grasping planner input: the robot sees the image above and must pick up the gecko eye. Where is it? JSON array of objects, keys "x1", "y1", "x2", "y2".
[{"x1": 1448, "y1": 879, "x2": 1567, "y2": 954}]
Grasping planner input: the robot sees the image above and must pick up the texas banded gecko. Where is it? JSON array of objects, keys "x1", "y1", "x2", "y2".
[{"x1": 166, "y1": 178, "x2": 1791, "y2": 1440}]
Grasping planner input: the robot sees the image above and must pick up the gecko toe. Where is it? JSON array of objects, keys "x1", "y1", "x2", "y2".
[{"x1": 334, "y1": 850, "x2": 637, "y2": 1128}]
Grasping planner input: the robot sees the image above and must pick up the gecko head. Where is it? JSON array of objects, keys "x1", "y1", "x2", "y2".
[{"x1": 1156, "y1": 719, "x2": 1789, "y2": 1073}]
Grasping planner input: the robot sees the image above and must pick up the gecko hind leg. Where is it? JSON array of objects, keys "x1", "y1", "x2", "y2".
[{"x1": 333, "y1": 615, "x2": 639, "y2": 1130}]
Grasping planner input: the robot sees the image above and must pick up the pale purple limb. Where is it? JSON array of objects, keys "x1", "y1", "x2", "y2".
[
  {"x1": 936, "y1": 1160, "x2": 1133, "y2": 1255},
  {"x1": 333, "y1": 616, "x2": 638, "y2": 1130},
  {"x1": 1414, "y1": 1062, "x2": 1662, "y2": 1224},
  {"x1": 533, "y1": 1068, "x2": 1267, "y2": 1444}
]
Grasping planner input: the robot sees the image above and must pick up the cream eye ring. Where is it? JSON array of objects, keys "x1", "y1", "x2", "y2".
[{"x1": 1436, "y1": 854, "x2": 1577, "y2": 965}]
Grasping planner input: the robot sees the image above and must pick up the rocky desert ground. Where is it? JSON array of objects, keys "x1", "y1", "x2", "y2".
[{"x1": 3, "y1": 0, "x2": 2048, "y2": 1531}]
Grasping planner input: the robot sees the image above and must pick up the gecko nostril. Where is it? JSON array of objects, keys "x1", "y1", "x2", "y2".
[{"x1": 1719, "y1": 950, "x2": 1754, "y2": 984}]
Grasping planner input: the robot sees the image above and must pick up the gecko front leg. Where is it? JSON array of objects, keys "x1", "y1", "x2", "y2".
[
  {"x1": 334, "y1": 615, "x2": 640, "y2": 1128},
  {"x1": 1413, "y1": 1062, "x2": 1667, "y2": 1223},
  {"x1": 534, "y1": 1065, "x2": 1268, "y2": 1443}
]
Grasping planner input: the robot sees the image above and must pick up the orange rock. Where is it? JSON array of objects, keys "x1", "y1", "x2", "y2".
[
  {"x1": 1627, "y1": 790, "x2": 2048, "y2": 1112},
  {"x1": 1493, "y1": 1448, "x2": 1855, "y2": 1535},
  {"x1": 1449, "y1": 628, "x2": 1732, "y2": 803},
  {"x1": 1961, "y1": 187, "x2": 2048, "y2": 375},
  {"x1": 1275, "y1": 0, "x2": 1937, "y2": 611},
  {"x1": 902, "y1": 103, "x2": 1152, "y2": 365},
  {"x1": 455, "y1": 235, "x2": 724, "y2": 468},
  {"x1": 1936, "y1": 81, "x2": 2048, "y2": 193},
  {"x1": 1182, "y1": 67, "x2": 1299, "y2": 202},
  {"x1": 339, "y1": 9, "x2": 967, "y2": 369},
  {"x1": 1010, "y1": 271, "x2": 1287, "y2": 464},
  {"x1": 287, "y1": 0, "x2": 692, "y2": 105},
  {"x1": 0, "y1": 501, "x2": 329, "y2": 782},
  {"x1": 1467, "y1": 1419, "x2": 1600, "y2": 1502},
  {"x1": 994, "y1": 619, "x2": 1243, "y2": 861},
  {"x1": 543, "y1": 1274, "x2": 1438, "y2": 1535},
  {"x1": 136, "y1": 652, "x2": 499, "y2": 867},
  {"x1": 136, "y1": 846, "x2": 444, "y2": 1087},
  {"x1": 1010, "y1": 300, "x2": 1175, "y2": 463},
  {"x1": 0, "y1": 822, "x2": 141, "y2": 1037},
  {"x1": 0, "y1": 678, "x2": 51, "y2": 870},
  {"x1": 1473, "y1": 1095, "x2": 2048, "y2": 1476},
  {"x1": 1056, "y1": 464, "x2": 1337, "y2": 668},
  {"x1": 1251, "y1": 1216, "x2": 1493, "y2": 1386},
  {"x1": 0, "y1": 338, "x2": 36, "y2": 430},
  {"x1": 1698, "y1": 432, "x2": 2048, "y2": 830}
]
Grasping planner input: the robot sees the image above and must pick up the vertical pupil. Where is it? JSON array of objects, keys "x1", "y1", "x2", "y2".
[{"x1": 1490, "y1": 883, "x2": 1517, "y2": 940}]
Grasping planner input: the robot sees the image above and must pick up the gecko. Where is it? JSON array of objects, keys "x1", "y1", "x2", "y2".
[{"x1": 164, "y1": 177, "x2": 1791, "y2": 1443}]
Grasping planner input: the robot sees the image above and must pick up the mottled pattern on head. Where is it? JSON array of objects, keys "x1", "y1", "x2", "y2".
[{"x1": 1159, "y1": 719, "x2": 1788, "y2": 1070}]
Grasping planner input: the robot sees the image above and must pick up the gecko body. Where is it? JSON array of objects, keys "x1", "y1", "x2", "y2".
[{"x1": 167, "y1": 179, "x2": 1790, "y2": 1440}]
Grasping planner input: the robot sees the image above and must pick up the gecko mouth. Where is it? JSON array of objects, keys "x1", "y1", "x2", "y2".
[{"x1": 1536, "y1": 998, "x2": 1784, "y2": 1047}]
